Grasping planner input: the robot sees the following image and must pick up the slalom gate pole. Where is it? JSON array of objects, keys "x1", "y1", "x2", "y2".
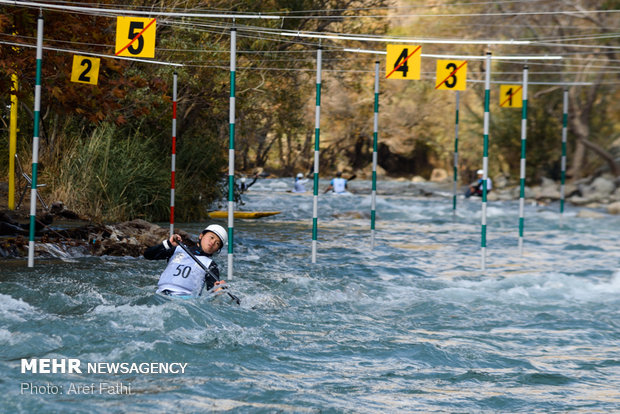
[
  {"x1": 452, "y1": 90, "x2": 460, "y2": 215},
  {"x1": 170, "y1": 71, "x2": 177, "y2": 236},
  {"x1": 560, "y1": 88, "x2": 568, "y2": 220},
  {"x1": 228, "y1": 28, "x2": 236, "y2": 279},
  {"x1": 371, "y1": 61, "x2": 379, "y2": 249},
  {"x1": 480, "y1": 52, "x2": 491, "y2": 271},
  {"x1": 27, "y1": 12, "x2": 44, "y2": 268},
  {"x1": 8, "y1": 72, "x2": 18, "y2": 210},
  {"x1": 518, "y1": 65, "x2": 528, "y2": 255},
  {"x1": 311, "y1": 47, "x2": 322, "y2": 264}
]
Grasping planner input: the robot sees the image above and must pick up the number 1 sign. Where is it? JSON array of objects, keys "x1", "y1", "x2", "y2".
[
  {"x1": 115, "y1": 16, "x2": 156, "y2": 58},
  {"x1": 499, "y1": 84, "x2": 523, "y2": 108}
]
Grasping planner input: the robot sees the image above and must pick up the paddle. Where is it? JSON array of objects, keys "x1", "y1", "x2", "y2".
[{"x1": 177, "y1": 242, "x2": 241, "y2": 305}]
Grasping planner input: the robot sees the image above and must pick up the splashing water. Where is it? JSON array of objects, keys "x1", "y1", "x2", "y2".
[{"x1": 2, "y1": 178, "x2": 619, "y2": 412}]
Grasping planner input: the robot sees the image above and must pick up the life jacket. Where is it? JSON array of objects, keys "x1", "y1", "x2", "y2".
[
  {"x1": 332, "y1": 177, "x2": 347, "y2": 193},
  {"x1": 156, "y1": 246, "x2": 212, "y2": 297},
  {"x1": 293, "y1": 180, "x2": 306, "y2": 192}
]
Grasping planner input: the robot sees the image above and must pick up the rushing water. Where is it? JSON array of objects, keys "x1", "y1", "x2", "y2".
[{"x1": 2, "y1": 178, "x2": 619, "y2": 413}]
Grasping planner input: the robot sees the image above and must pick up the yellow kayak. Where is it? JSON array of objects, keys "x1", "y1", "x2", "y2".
[{"x1": 207, "y1": 211, "x2": 281, "y2": 219}]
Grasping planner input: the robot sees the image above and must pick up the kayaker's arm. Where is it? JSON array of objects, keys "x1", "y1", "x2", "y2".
[{"x1": 144, "y1": 236, "x2": 179, "y2": 260}]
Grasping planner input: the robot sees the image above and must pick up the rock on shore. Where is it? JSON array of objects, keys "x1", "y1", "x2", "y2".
[{"x1": 0, "y1": 218, "x2": 191, "y2": 259}]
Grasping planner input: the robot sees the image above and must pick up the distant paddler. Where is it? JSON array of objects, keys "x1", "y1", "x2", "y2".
[
  {"x1": 144, "y1": 224, "x2": 229, "y2": 299},
  {"x1": 292, "y1": 172, "x2": 308, "y2": 193},
  {"x1": 324, "y1": 171, "x2": 355, "y2": 194}
]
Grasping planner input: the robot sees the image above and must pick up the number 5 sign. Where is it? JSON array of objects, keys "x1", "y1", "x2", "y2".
[
  {"x1": 386, "y1": 44, "x2": 421, "y2": 80},
  {"x1": 115, "y1": 16, "x2": 156, "y2": 58},
  {"x1": 499, "y1": 85, "x2": 523, "y2": 108},
  {"x1": 435, "y1": 60, "x2": 467, "y2": 91},
  {"x1": 71, "y1": 55, "x2": 100, "y2": 85}
]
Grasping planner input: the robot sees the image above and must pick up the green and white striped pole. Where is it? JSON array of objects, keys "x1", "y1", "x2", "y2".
[
  {"x1": 371, "y1": 61, "x2": 379, "y2": 249},
  {"x1": 227, "y1": 28, "x2": 236, "y2": 279},
  {"x1": 560, "y1": 88, "x2": 568, "y2": 218},
  {"x1": 28, "y1": 12, "x2": 44, "y2": 268},
  {"x1": 311, "y1": 47, "x2": 322, "y2": 264},
  {"x1": 518, "y1": 65, "x2": 528, "y2": 255},
  {"x1": 452, "y1": 90, "x2": 460, "y2": 215},
  {"x1": 480, "y1": 52, "x2": 491, "y2": 271}
]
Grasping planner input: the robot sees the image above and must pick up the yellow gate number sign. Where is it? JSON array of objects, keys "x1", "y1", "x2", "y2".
[
  {"x1": 435, "y1": 60, "x2": 467, "y2": 91},
  {"x1": 499, "y1": 85, "x2": 523, "y2": 108},
  {"x1": 115, "y1": 16, "x2": 156, "y2": 58},
  {"x1": 71, "y1": 55, "x2": 100, "y2": 85},
  {"x1": 386, "y1": 44, "x2": 421, "y2": 80}
]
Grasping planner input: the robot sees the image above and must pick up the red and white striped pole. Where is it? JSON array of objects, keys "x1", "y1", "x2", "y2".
[{"x1": 170, "y1": 71, "x2": 177, "y2": 236}]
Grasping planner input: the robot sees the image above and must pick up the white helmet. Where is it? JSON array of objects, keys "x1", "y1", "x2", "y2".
[
  {"x1": 296, "y1": 173, "x2": 304, "y2": 179},
  {"x1": 476, "y1": 169, "x2": 484, "y2": 175},
  {"x1": 204, "y1": 224, "x2": 227, "y2": 248}
]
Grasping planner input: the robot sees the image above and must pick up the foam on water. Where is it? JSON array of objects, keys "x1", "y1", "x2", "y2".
[{"x1": 2, "y1": 178, "x2": 619, "y2": 412}]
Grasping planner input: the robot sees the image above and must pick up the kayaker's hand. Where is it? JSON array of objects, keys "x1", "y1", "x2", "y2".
[
  {"x1": 169, "y1": 234, "x2": 182, "y2": 246},
  {"x1": 213, "y1": 280, "x2": 227, "y2": 293}
]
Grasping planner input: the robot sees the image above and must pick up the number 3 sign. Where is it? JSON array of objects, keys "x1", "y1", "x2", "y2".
[
  {"x1": 71, "y1": 55, "x2": 100, "y2": 85},
  {"x1": 115, "y1": 16, "x2": 156, "y2": 58},
  {"x1": 435, "y1": 60, "x2": 467, "y2": 91}
]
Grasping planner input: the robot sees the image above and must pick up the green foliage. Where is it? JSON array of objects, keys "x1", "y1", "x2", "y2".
[
  {"x1": 2, "y1": 0, "x2": 617, "y2": 221},
  {"x1": 47, "y1": 122, "x2": 170, "y2": 222}
]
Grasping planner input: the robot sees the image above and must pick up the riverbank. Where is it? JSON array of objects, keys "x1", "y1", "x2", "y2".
[
  {"x1": 1, "y1": 173, "x2": 619, "y2": 259},
  {"x1": 0, "y1": 184, "x2": 190, "y2": 258}
]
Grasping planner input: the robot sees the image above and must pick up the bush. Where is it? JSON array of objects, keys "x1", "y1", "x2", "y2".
[{"x1": 47, "y1": 122, "x2": 171, "y2": 222}]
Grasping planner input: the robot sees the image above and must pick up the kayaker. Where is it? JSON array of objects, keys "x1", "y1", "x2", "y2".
[
  {"x1": 292, "y1": 173, "x2": 307, "y2": 193},
  {"x1": 465, "y1": 169, "x2": 493, "y2": 198},
  {"x1": 324, "y1": 171, "x2": 348, "y2": 194},
  {"x1": 144, "y1": 224, "x2": 227, "y2": 297}
]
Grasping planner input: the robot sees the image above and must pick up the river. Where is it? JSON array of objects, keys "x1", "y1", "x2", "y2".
[{"x1": 2, "y1": 178, "x2": 619, "y2": 413}]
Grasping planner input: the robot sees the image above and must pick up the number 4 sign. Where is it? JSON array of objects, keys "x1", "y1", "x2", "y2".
[
  {"x1": 386, "y1": 44, "x2": 421, "y2": 80},
  {"x1": 435, "y1": 60, "x2": 467, "y2": 91},
  {"x1": 71, "y1": 55, "x2": 100, "y2": 85},
  {"x1": 115, "y1": 16, "x2": 156, "y2": 58}
]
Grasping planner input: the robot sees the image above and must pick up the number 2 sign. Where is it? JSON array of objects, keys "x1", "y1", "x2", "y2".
[
  {"x1": 115, "y1": 16, "x2": 156, "y2": 58},
  {"x1": 70, "y1": 55, "x2": 100, "y2": 85}
]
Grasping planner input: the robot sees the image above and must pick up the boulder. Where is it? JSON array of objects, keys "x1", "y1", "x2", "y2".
[
  {"x1": 89, "y1": 219, "x2": 191, "y2": 257},
  {"x1": 487, "y1": 191, "x2": 500, "y2": 201},
  {"x1": 576, "y1": 210, "x2": 606, "y2": 219},
  {"x1": 492, "y1": 189, "x2": 515, "y2": 201},
  {"x1": 569, "y1": 195, "x2": 592, "y2": 206},
  {"x1": 532, "y1": 178, "x2": 561, "y2": 200},
  {"x1": 607, "y1": 201, "x2": 620, "y2": 215},
  {"x1": 563, "y1": 183, "x2": 579, "y2": 198},
  {"x1": 430, "y1": 168, "x2": 449, "y2": 183},
  {"x1": 535, "y1": 186, "x2": 561, "y2": 200},
  {"x1": 49, "y1": 201, "x2": 84, "y2": 220},
  {"x1": 493, "y1": 175, "x2": 510, "y2": 189},
  {"x1": 511, "y1": 186, "x2": 534, "y2": 199},
  {"x1": 580, "y1": 176, "x2": 616, "y2": 200}
]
